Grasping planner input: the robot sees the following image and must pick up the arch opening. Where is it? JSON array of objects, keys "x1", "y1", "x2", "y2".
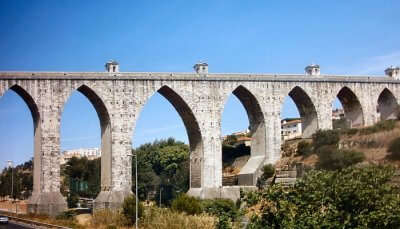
[
  {"x1": 0, "y1": 85, "x2": 39, "y2": 199},
  {"x1": 282, "y1": 86, "x2": 318, "y2": 139},
  {"x1": 157, "y1": 86, "x2": 203, "y2": 189},
  {"x1": 221, "y1": 85, "x2": 265, "y2": 186},
  {"x1": 60, "y1": 85, "x2": 110, "y2": 201},
  {"x1": 232, "y1": 86, "x2": 265, "y2": 157},
  {"x1": 132, "y1": 85, "x2": 203, "y2": 204},
  {"x1": 377, "y1": 88, "x2": 398, "y2": 121},
  {"x1": 334, "y1": 87, "x2": 364, "y2": 128}
]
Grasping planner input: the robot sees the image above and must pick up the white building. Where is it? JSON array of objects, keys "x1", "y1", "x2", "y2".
[
  {"x1": 332, "y1": 108, "x2": 345, "y2": 120},
  {"x1": 281, "y1": 118, "x2": 302, "y2": 140},
  {"x1": 60, "y1": 148, "x2": 101, "y2": 164}
]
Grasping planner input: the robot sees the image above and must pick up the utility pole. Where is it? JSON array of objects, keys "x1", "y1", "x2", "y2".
[
  {"x1": 128, "y1": 153, "x2": 138, "y2": 229},
  {"x1": 135, "y1": 153, "x2": 138, "y2": 229}
]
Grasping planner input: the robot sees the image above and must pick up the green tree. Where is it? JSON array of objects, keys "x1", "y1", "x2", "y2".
[
  {"x1": 63, "y1": 157, "x2": 100, "y2": 199},
  {"x1": 132, "y1": 138, "x2": 190, "y2": 204},
  {"x1": 0, "y1": 159, "x2": 33, "y2": 199}
]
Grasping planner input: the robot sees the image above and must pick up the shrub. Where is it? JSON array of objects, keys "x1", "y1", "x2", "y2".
[
  {"x1": 317, "y1": 148, "x2": 365, "y2": 170},
  {"x1": 343, "y1": 128, "x2": 359, "y2": 136},
  {"x1": 171, "y1": 193, "x2": 203, "y2": 215},
  {"x1": 216, "y1": 214, "x2": 231, "y2": 229},
  {"x1": 256, "y1": 164, "x2": 275, "y2": 188},
  {"x1": 122, "y1": 194, "x2": 144, "y2": 225},
  {"x1": 359, "y1": 120, "x2": 396, "y2": 135},
  {"x1": 388, "y1": 137, "x2": 400, "y2": 160},
  {"x1": 202, "y1": 199, "x2": 238, "y2": 221},
  {"x1": 297, "y1": 140, "x2": 313, "y2": 156},
  {"x1": 245, "y1": 166, "x2": 400, "y2": 228},
  {"x1": 312, "y1": 129, "x2": 340, "y2": 150},
  {"x1": 261, "y1": 164, "x2": 275, "y2": 179},
  {"x1": 242, "y1": 191, "x2": 260, "y2": 206}
]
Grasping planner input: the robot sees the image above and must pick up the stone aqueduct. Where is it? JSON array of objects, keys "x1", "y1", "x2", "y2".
[{"x1": 0, "y1": 63, "x2": 400, "y2": 215}]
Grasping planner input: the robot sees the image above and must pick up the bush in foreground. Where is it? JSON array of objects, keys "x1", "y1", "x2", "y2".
[
  {"x1": 202, "y1": 198, "x2": 238, "y2": 221},
  {"x1": 246, "y1": 166, "x2": 400, "y2": 228},
  {"x1": 256, "y1": 164, "x2": 275, "y2": 188},
  {"x1": 171, "y1": 193, "x2": 202, "y2": 215},
  {"x1": 122, "y1": 195, "x2": 144, "y2": 225}
]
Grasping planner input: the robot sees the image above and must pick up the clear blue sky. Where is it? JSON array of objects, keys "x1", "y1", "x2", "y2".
[{"x1": 0, "y1": 1, "x2": 400, "y2": 169}]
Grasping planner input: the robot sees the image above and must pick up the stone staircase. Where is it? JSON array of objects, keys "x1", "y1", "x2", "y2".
[
  {"x1": 272, "y1": 163, "x2": 305, "y2": 187},
  {"x1": 222, "y1": 175, "x2": 238, "y2": 186}
]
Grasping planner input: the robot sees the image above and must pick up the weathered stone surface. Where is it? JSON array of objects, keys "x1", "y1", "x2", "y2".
[{"x1": 1, "y1": 71, "x2": 399, "y2": 214}]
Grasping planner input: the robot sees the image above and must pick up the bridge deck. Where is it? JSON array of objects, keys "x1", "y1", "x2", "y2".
[{"x1": 0, "y1": 71, "x2": 397, "y2": 83}]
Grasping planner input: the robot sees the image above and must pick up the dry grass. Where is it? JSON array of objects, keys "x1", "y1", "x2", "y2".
[
  {"x1": 341, "y1": 122, "x2": 400, "y2": 168},
  {"x1": 8, "y1": 207, "x2": 215, "y2": 229},
  {"x1": 87, "y1": 209, "x2": 130, "y2": 229},
  {"x1": 83, "y1": 207, "x2": 215, "y2": 229},
  {"x1": 140, "y1": 207, "x2": 215, "y2": 229}
]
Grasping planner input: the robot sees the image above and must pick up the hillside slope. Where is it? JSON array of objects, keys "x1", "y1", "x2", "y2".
[{"x1": 279, "y1": 120, "x2": 400, "y2": 169}]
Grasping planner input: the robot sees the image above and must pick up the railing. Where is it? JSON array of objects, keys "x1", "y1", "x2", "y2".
[{"x1": 0, "y1": 210, "x2": 71, "y2": 229}]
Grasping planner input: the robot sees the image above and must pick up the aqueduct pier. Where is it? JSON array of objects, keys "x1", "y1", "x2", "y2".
[{"x1": 0, "y1": 63, "x2": 399, "y2": 215}]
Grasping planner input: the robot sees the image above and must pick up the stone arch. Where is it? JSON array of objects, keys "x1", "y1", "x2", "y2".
[
  {"x1": 3, "y1": 85, "x2": 41, "y2": 193},
  {"x1": 231, "y1": 85, "x2": 265, "y2": 156},
  {"x1": 145, "y1": 85, "x2": 204, "y2": 188},
  {"x1": 285, "y1": 86, "x2": 319, "y2": 138},
  {"x1": 377, "y1": 88, "x2": 398, "y2": 121},
  {"x1": 219, "y1": 85, "x2": 266, "y2": 186},
  {"x1": 335, "y1": 86, "x2": 364, "y2": 128},
  {"x1": 61, "y1": 84, "x2": 112, "y2": 190}
]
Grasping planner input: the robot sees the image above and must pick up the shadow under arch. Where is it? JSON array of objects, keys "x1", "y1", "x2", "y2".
[
  {"x1": 377, "y1": 88, "x2": 398, "y2": 121},
  {"x1": 336, "y1": 86, "x2": 364, "y2": 128},
  {"x1": 286, "y1": 86, "x2": 318, "y2": 138},
  {"x1": 62, "y1": 84, "x2": 112, "y2": 190},
  {"x1": 4, "y1": 85, "x2": 41, "y2": 193},
  {"x1": 231, "y1": 85, "x2": 265, "y2": 156},
  {"x1": 156, "y1": 85, "x2": 203, "y2": 188},
  {"x1": 220, "y1": 85, "x2": 265, "y2": 186}
]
